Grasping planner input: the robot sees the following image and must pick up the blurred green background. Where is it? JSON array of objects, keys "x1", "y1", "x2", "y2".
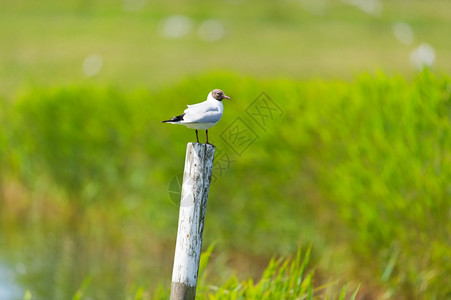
[
  {"x1": 1, "y1": 0, "x2": 451, "y2": 299},
  {"x1": 1, "y1": 0, "x2": 451, "y2": 96}
]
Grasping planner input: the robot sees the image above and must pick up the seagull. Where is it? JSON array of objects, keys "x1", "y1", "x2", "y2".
[{"x1": 162, "y1": 89, "x2": 231, "y2": 144}]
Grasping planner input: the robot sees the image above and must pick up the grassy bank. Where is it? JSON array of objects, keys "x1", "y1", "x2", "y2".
[{"x1": 0, "y1": 71, "x2": 450, "y2": 299}]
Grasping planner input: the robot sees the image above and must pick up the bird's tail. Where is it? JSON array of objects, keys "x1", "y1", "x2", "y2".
[{"x1": 162, "y1": 113, "x2": 185, "y2": 123}]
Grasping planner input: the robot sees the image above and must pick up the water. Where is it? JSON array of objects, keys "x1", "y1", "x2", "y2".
[
  {"x1": 0, "y1": 262, "x2": 24, "y2": 300},
  {"x1": 0, "y1": 222, "x2": 174, "y2": 300}
]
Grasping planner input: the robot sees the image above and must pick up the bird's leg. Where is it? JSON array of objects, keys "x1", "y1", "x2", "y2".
[{"x1": 195, "y1": 130, "x2": 199, "y2": 143}]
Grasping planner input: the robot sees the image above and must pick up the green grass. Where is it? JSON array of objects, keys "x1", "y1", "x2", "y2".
[
  {"x1": 45, "y1": 246, "x2": 359, "y2": 300},
  {"x1": 149, "y1": 247, "x2": 359, "y2": 300},
  {"x1": 1, "y1": 71, "x2": 450, "y2": 299}
]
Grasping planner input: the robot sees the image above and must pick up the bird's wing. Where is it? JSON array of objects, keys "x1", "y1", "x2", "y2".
[
  {"x1": 185, "y1": 100, "x2": 208, "y2": 111},
  {"x1": 185, "y1": 110, "x2": 222, "y2": 123},
  {"x1": 183, "y1": 103, "x2": 221, "y2": 123}
]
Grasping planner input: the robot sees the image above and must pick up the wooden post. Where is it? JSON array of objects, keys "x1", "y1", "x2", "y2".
[{"x1": 170, "y1": 143, "x2": 215, "y2": 300}]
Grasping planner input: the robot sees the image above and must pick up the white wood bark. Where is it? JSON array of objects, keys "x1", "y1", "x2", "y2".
[{"x1": 170, "y1": 143, "x2": 215, "y2": 300}]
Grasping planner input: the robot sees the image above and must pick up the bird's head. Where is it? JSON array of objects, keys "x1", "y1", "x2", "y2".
[{"x1": 211, "y1": 89, "x2": 231, "y2": 101}]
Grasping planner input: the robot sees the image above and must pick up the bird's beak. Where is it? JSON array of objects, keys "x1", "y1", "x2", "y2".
[{"x1": 223, "y1": 95, "x2": 231, "y2": 100}]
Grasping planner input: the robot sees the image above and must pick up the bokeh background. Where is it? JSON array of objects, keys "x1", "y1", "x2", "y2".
[
  {"x1": 0, "y1": 0, "x2": 450, "y2": 299},
  {"x1": 1, "y1": 0, "x2": 450, "y2": 95}
]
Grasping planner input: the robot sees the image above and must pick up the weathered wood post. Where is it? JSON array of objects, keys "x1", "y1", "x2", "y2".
[{"x1": 170, "y1": 142, "x2": 215, "y2": 300}]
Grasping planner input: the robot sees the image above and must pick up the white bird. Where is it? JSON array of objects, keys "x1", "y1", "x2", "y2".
[{"x1": 162, "y1": 89, "x2": 231, "y2": 144}]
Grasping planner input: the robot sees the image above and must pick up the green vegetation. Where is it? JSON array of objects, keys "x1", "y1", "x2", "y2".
[
  {"x1": 1, "y1": 71, "x2": 450, "y2": 299},
  {"x1": 61, "y1": 246, "x2": 359, "y2": 299},
  {"x1": 152, "y1": 247, "x2": 359, "y2": 300}
]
